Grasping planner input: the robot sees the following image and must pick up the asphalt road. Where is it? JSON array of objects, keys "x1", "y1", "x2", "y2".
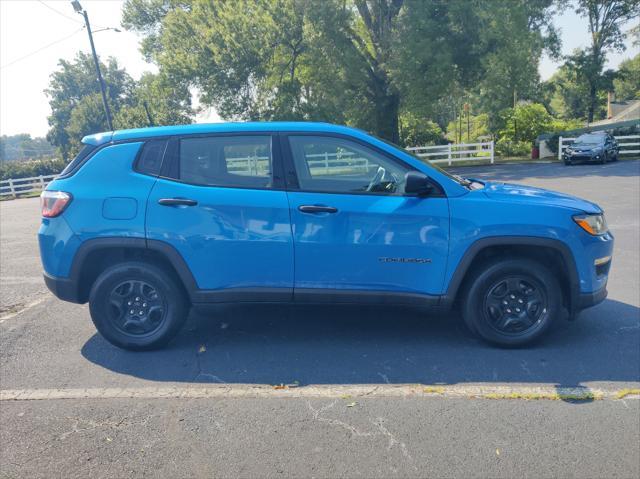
[{"x1": 1, "y1": 160, "x2": 639, "y2": 478}]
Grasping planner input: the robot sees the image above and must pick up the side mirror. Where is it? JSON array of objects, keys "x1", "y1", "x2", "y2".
[{"x1": 404, "y1": 171, "x2": 433, "y2": 197}]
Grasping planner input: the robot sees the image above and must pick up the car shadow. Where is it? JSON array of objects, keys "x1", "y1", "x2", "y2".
[{"x1": 81, "y1": 298, "x2": 640, "y2": 388}]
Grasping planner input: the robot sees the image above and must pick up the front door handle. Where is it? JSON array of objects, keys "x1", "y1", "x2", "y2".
[
  {"x1": 158, "y1": 198, "x2": 198, "y2": 207},
  {"x1": 298, "y1": 205, "x2": 338, "y2": 214}
]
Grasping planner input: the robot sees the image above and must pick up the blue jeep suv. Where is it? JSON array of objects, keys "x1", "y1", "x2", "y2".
[{"x1": 39, "y1": 122, "x2": 613, "y2": 350}]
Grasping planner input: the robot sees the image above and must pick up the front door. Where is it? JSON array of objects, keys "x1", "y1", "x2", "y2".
[
  {"x1": 146, "y1": 133, "x2": 293, "y2": 299},
  {"x1": 283, "y1": 134, "x2": 449, "y2": 300}
]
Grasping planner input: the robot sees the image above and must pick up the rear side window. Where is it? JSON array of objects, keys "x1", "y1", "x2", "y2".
[
  {"x1": 59, "y1": 144, "x2": 97, "y2": 178},
  {"x1": 135, "y1": 139, "x2": 167, "y2": 176},
  {"x1": 176, "y1": 135, "x2": 273, "y2": 188}
]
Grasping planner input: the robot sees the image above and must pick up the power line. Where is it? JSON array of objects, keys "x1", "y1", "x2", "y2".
[
  {"x1": 0, "y1": 27, "x2": 85, "y2": 70},
  {"x1": 36, "y1": 0, "x2": 109, "y2": 30},
  {"x1": 36, "y1": 0, "x2": 84, "y2": 25}
]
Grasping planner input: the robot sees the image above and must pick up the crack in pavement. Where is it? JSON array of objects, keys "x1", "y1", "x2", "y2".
[{"x1": 307, "y1": 400, "x2": 415, "y2": 467}]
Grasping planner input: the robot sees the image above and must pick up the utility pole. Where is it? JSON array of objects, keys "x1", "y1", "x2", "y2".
[
  {"x1": 464, "y1": 103, "x2": 470, "y2": 143},
  {"x1": 71, "y1": 0, "x2": 113, "y2": 131}
]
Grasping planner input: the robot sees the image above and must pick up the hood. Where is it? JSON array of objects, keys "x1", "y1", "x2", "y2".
[
  {"x1": 483, "y1": 182, "x2": 602, "y2": 214},
  {"x1": 569, "y1": 143, "x2": 603, "y2": 151}
]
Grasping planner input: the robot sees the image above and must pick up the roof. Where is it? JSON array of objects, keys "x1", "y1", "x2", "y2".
[
  {"x1": 591, "y1": 100, "x2": 640, "y2": 127},
  {"x1": 81, "y1": 122, "x2": 361, "y2": 146},
  {"x1": 537, "y1": 117, "x2": 639, "y2": 141}
]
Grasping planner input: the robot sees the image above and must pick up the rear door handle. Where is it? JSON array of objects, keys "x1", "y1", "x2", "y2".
[
  {"x1": 158, "y1": 198, "x2": 198, "y2": 207},
  {"x1": 298, "y1": 205, "x2": 338, "y2": 214}
]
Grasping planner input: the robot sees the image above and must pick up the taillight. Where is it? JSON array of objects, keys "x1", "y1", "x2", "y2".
[{"x1": 41, "y1": 191, "x2": 72, "y2": 218}]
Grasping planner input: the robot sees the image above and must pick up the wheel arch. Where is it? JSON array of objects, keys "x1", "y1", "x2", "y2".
[
  {"x1": 69, "y1": 238, "x2": 197, "y2": 304},
  {"x1": 443, "y1": 236, "x2": 580, "y2": 316}
]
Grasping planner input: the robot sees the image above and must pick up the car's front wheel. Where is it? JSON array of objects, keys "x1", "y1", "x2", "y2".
[
  {"x1": 462, "y1": 259, "x2": 561, "y2": 347},
  {"x1": 89, "y1": 261, "x2": 188, "y2": 350}
]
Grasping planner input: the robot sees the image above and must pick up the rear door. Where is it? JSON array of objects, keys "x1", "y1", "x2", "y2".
[
  {"x1": 282, "y1": 134, "x2": 450, "y2": 300},
  {"x1": 146, "y1": 133, "x2": 293, "y2": 300}
]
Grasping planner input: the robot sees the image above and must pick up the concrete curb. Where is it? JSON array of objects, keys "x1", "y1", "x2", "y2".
[{"x1": 2, "y1": 384, "x2": 638, "y2": 401}]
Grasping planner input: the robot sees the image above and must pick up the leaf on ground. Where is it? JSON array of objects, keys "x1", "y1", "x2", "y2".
[
  {"x1": 346, "y1": 402, "x2": 357, "y2": 407},
  {"x1": 273, "y1": 384, "x2": 287, "y2": 390},
  {"x1": 496, "y1": 448, "x2": 500, "y2": 456},
  {"x1": 198, "y1": 345, "x2": 206, "y2": 353}
]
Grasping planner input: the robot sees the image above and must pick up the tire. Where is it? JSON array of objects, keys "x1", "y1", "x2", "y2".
[
  {"x1": 600, "y1": 152, "x2": 607, "y2": 164},
  {"x1": 461, "y1": 258, "x2": 561, "y2": 347},
  {"x1": 564, "y1": 158, "x2": 572, "y2": 166},
  {"x1": 89, "y1": 261, "x2": 189, "y2": 350}
]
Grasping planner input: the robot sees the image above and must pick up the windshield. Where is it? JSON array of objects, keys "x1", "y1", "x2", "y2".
[
  {"x1": 575, "y1": 134, "x2": 604, "y2": 145},
  {"x1": 371, "y1": 134, "x2": 479, "y2": 188}
]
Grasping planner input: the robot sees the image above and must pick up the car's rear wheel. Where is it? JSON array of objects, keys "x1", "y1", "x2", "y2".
[
  {"x1": 89, "y1": 261, "x2": 188, "y2": 350},
  {"x1": 462, "y1": 259, "x2": 561, "y2": 347}
]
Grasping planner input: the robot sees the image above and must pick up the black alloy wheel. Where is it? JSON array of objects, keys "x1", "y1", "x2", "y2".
[
  {"x1": 482, "y1": 276, "x2": 547, "y2": 335},
  {"x1": 89, "y1": 261, "x2": 188, "y2": 350},
  {"x1": 461, "y1": 258, "x2": 561, "y2": 346},
  {"x1": 108, "y1": 280, "x2": 166, "y2": 336}
]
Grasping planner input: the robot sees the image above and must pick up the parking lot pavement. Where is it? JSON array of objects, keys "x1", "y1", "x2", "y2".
[
  {"x1": 1, "y1": 160, "x2": 639, "y2": 477},
  {"x1": 2, "y1": 396, "x2": 638, "y2": 478},
  {"x1": 0, "y1": 197, "x2": 48, "y2": 315}
]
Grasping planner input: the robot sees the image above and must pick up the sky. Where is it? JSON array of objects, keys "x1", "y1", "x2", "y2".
[{"x1": 0, "y1": 0, "x2": 638, "y2": 138}]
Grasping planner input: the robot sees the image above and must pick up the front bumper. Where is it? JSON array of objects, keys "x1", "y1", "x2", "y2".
[
  {"x1": 564, "y1": 151, "x2": 602, "y2": 162},
  {"x1": 43, "y1": 272, "x2": 83, "y2": 304},
  {"x1": 577, "y1": 284, "x2": 608, "y2": 310}
]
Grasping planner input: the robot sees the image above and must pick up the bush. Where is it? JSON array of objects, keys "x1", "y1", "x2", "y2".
[
  {"x1": 0, "y1": 158, "x2": 66, "y2": 180},
  {"x1": 399, "y1": 113, "x2": 448, "y2": 147},
  {"x1": 495, "y1": 138, "x2": 531, "y2": 157}
]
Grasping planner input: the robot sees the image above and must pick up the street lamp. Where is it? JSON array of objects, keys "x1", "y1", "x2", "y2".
[
  {"x1": 93, "y1": 27, "x2": 121, "y2": 34},
  {"x1": 71, "y1": 0, "x2": 114, "y2": 131}
]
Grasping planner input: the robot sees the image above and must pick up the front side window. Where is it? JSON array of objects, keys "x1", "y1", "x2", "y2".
[
  {"x1": 178, "y1": 135, "x2": 272, "y2": 188},
  {"x1": 288, "y1": 136, "x2": 410, "y2": 195}
]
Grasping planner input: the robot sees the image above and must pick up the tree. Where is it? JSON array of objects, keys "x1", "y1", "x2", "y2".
[
  {"x1": 446, "y1": 113, "x2": 491, "y2": 144},
  {"x1": 571, "y1": 0, "x2": 640, "y2": 122},
  {"x1": 123, "y1": 0, "x2": 559, "y2": 142},
  {"x1": 471, "y1": 0, "x2": 562, "y2": 123},
  {"x1": 0, "y1": 134, "x2": 55, "y2": 162},
  {"x1": 497, "y1": 103, "x2": 554, "y2": 144},
  {"x1": 45, "y1": 52, "x2": 192, "y2": 158},
  {"x1": 613, "y1": 54, "x2": 640, "y2": 100},
  {"x1": 45, "y1": 53, "x2": 135, "y2": 159},
  {"x1": 122, "y1": 0, "x2": 408, "y2": 141},
  {"x1": 117, "y1": 72, "x2": 193, "y2": 127}
]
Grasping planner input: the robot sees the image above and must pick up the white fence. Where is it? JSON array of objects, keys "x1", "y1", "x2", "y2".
[
  {"x1": 407, "y1": 141, "x2": 494, "y2": 165},
  {"x1": 558, "y1": 134, "x2": 640, "y2": 160},
  {"x1": 0, "y1": 174, "x2": 58, "y2": 198}
]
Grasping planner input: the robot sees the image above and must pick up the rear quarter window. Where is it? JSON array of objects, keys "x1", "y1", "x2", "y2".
[
  {"x1": 58, "y1": 144, "x2": 97, "y2": 178},
  {"x1": 134, "y1": 139, "x2": 167, "y2": 176}
]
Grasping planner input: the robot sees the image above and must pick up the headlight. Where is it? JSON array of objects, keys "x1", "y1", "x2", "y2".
[{"x1": 573, "y1": 214, "x2": 608, "y2": 235}]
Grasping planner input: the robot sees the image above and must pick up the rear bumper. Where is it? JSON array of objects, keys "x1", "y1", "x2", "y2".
[
  {"x1": 43, "y1": 272, "x2": 83, "y2": 304},
  {"x1": 577, "y1": 284, "x2": 608, "y2": 310}
]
